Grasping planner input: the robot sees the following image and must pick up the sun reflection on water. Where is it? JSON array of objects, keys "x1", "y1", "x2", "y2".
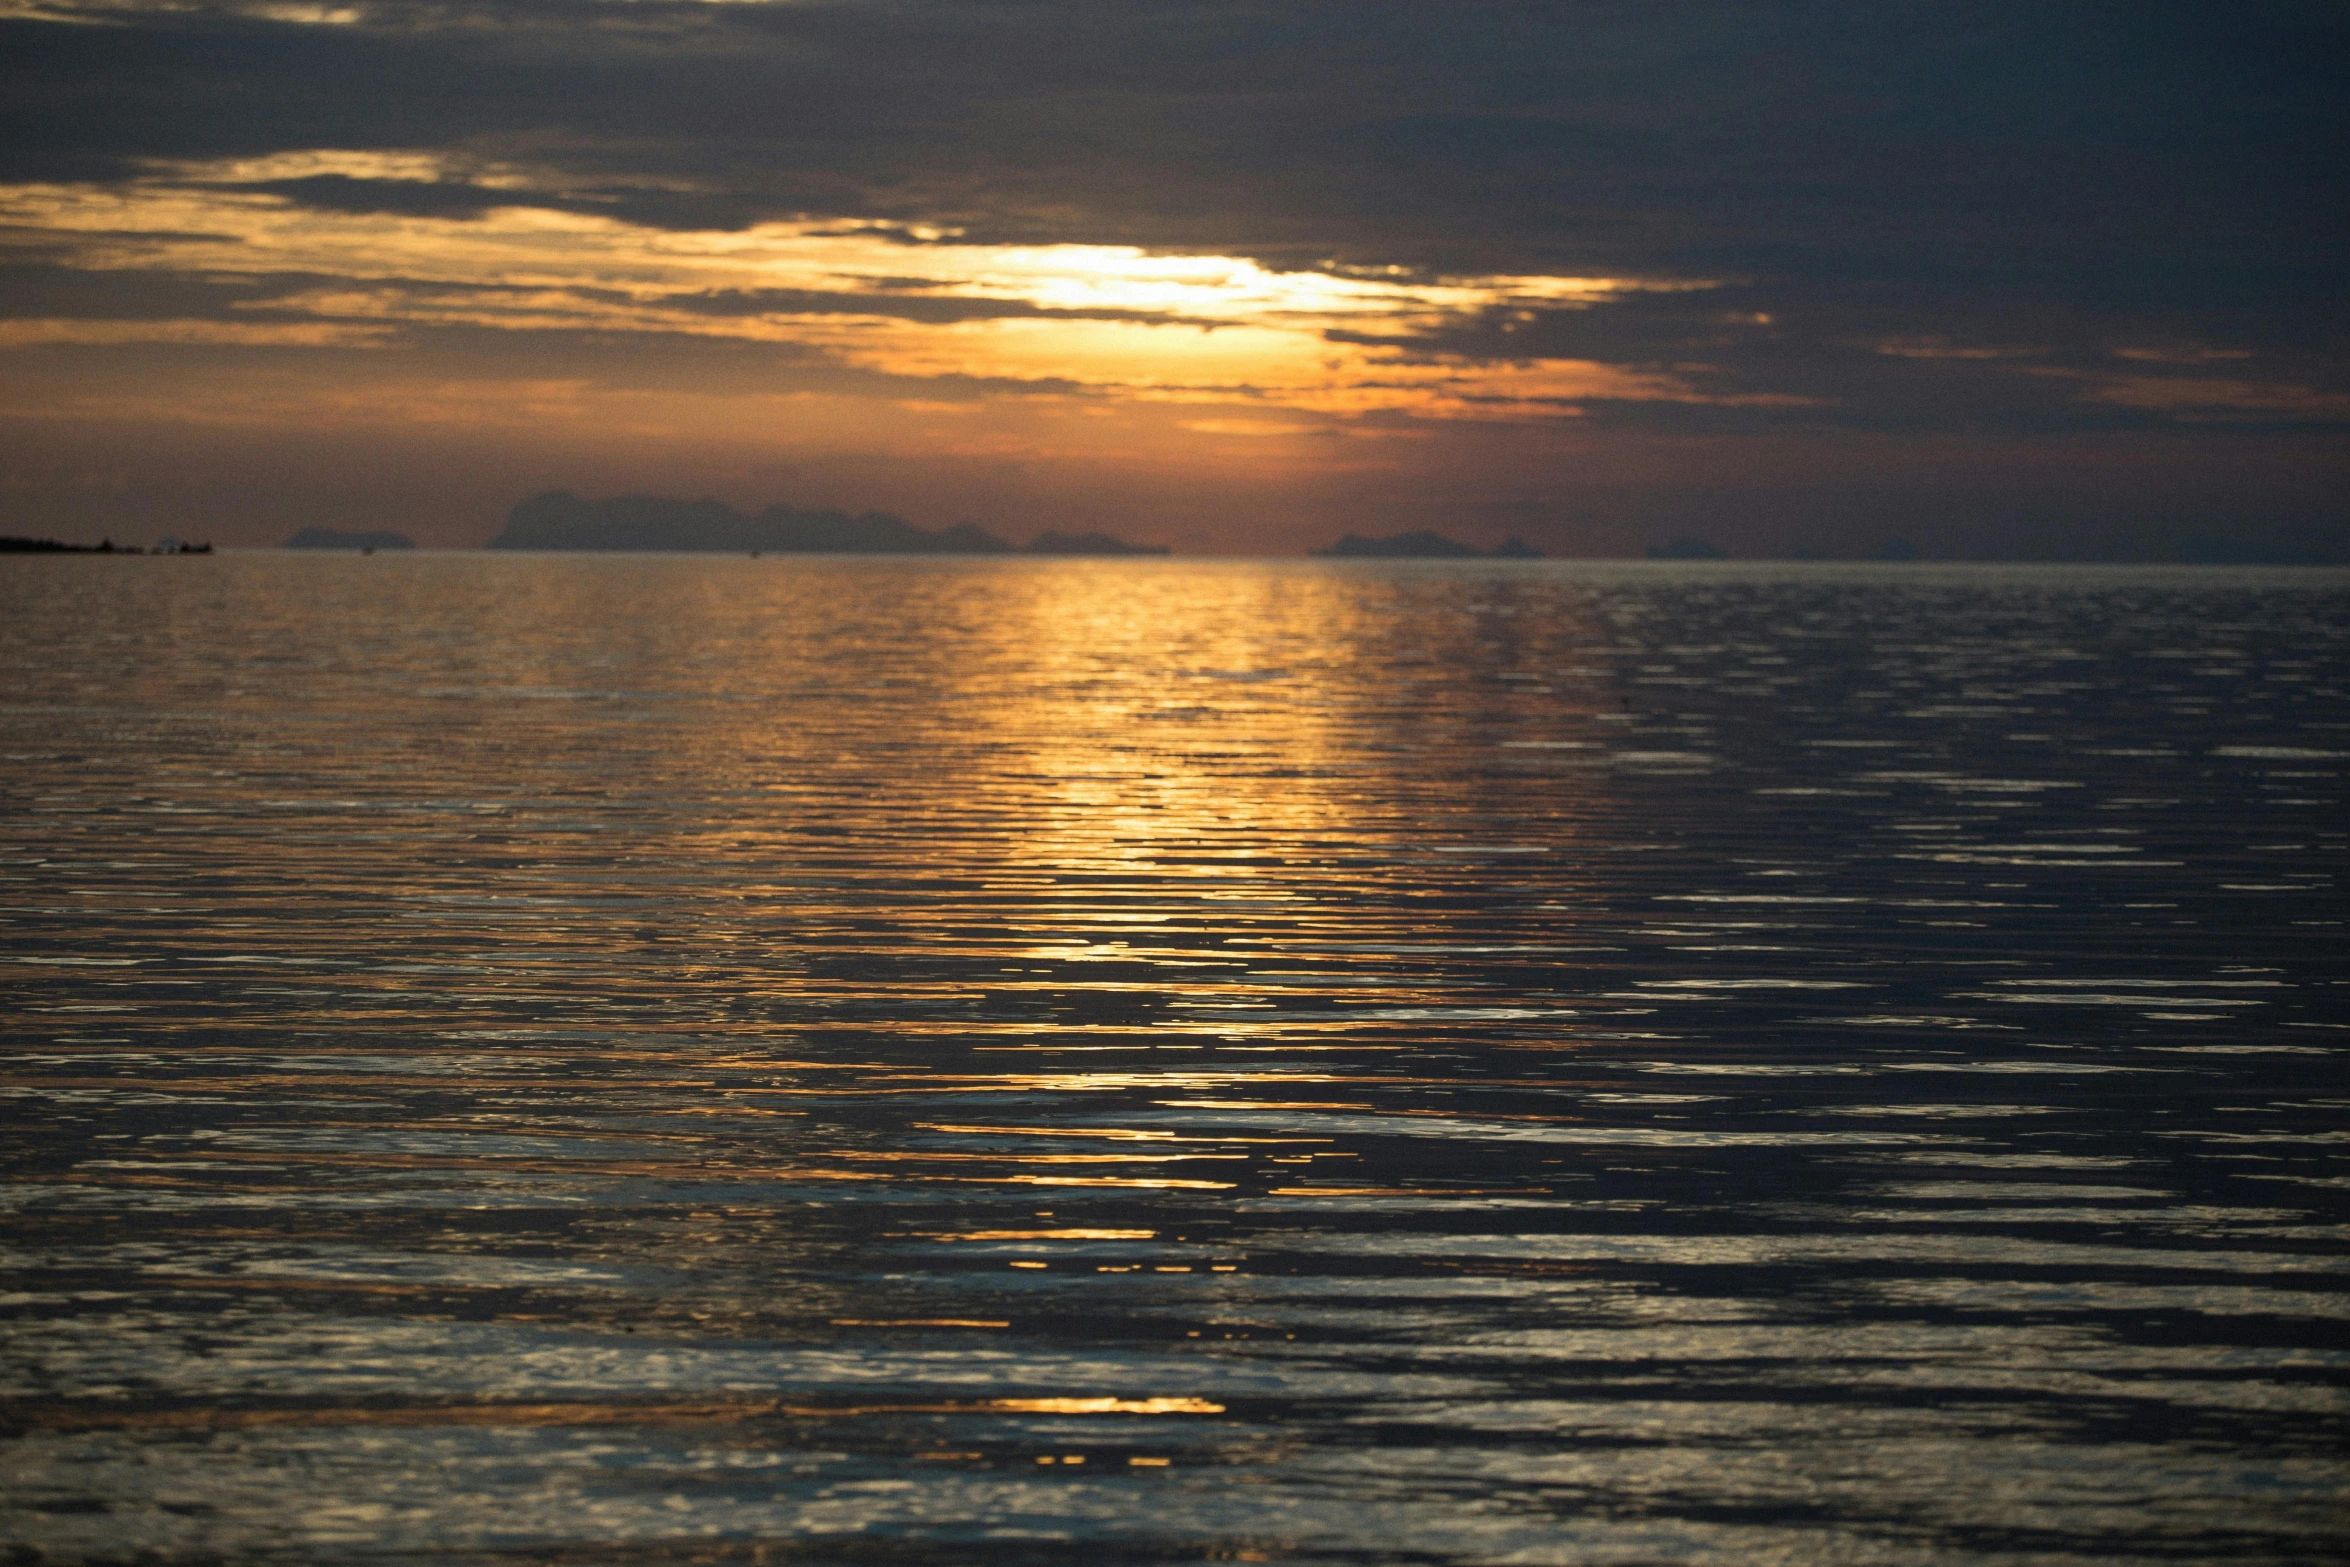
[{"x1": 1, "y1": 554, "x2": 2345, "y2": 1562}]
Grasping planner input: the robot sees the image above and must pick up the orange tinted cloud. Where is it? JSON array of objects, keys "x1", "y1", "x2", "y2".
[{"x1": 0, "y1": 159, "x2": 1744, "y2": 421}]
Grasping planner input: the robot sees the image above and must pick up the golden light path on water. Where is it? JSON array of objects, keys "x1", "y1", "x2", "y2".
[{"x1": 1, "y1": 553, "x2": 2347, "y2": 1564}]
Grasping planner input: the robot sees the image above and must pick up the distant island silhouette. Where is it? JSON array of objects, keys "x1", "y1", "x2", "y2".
[
  {"x1": 1025, "y1": 529, "x2": 1172, "y2": 557},
  {"x1": 2, "y1": 536, "x2": 210, "y2": 554},
  {"x1": 488, "y1": 492, "x2": 1168, "y2": 556},
  {"x1": 1315, "y1": 531, "x2": 1541, "y2": 559},
  {"x1": 286, "y1": 527, "x2": 415, "y2": 550}
]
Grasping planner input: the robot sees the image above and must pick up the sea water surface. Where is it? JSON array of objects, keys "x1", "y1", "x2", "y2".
[{"x1": 2, "y1": 553, "x2": 2346, "y2": 1564}]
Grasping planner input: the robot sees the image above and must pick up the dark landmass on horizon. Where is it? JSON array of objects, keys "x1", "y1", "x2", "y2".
[
  {"x1": 489, "y1": 493, "x2": 1168, "y2": 556},
  {"x1": 7, "y1": 518, "x2": 2339, "y2": 567},
  {"x1": 2, "y1": 536, "x2": 210, "y2": 555},
  {"x1": 1318, "y1": 532, "x2": 1542, "y2": 560},
  {"x1": 1023, "y1": 530, "x2": 1170, "y2": 558},
  {"x1": 285, "y1": 527, "x2": 416, "y2": 551}
]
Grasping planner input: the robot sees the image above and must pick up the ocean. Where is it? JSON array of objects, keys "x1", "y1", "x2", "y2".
[{"x1": 3, "y1": 552, "x2": 2346, "y2": 1564}]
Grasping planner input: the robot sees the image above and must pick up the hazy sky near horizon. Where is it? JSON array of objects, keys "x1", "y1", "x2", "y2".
[{"x1": 2, "y1": 0, "x2": 2344, "y2": 555}]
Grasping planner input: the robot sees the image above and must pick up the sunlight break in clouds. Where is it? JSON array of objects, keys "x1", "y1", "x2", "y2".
[{"x1": 0, "y1": 154, "x2": 1738, "y2": 420}]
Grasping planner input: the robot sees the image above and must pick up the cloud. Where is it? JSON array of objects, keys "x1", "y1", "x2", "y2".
[
  {"x1": 2, "y1": 161, "x2": 1778, "y2": 419},
  {"x1": 2053, "y1": 371, "x2": 2350, "y2": 426},
  {"x1": 0, "y1": 0, "x2": 2343, "y2": 550},
  {"x1": 0, "y1": 316, "x2": 395, "y2": 346}
]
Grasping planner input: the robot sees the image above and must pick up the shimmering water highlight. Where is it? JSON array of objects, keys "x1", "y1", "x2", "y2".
[{"x1": 3, "y1": 554, "x2": 2346, "y2": 1564}]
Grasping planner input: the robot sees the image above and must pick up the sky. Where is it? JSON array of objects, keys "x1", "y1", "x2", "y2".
[{"x1": 1, "y1": 0, "x2": 2344, "y2": 557}]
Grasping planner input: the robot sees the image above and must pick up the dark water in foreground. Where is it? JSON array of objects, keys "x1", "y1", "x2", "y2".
[{"x1": 2, "y1": 554, "x2": 2346, "y2": 1565}]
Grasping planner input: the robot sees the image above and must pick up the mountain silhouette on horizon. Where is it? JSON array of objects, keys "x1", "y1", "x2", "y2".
[
  {"x1": 1315, "y1": 530, "x2": 1540, "y2": 559},
  {"x1": 487, "y1": 493, "x2": 1165, "y2": 555}
]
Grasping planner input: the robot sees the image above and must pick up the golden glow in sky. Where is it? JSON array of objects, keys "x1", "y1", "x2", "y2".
[{"x1": 0, "y1": 152, "x2": 1747, "y2": 422}]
